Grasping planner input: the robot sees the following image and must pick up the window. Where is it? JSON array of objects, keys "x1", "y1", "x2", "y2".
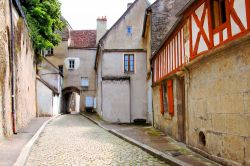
[
  {"x1": 58, "y1": 65, "x2": 63, "y2": 75},
  {"x1": 81, "y1": 77, "x2": 89, "y2": 87},
  {"x1": 69, "y1": 59, "x2": 75, "y2": 69},
  {"x1": 124, "y1": 54, "x2": 134, "y2": 73},
  {"x1": 85, "y1": 96, "x2": 94, "y2": 108},
  {"x1": 211, "y1": 0, "x2": 227, "y2": 29},
  {"x1": 160, "y1": 80, "x2": 174, "y2": 116},
  {"x1": 127, "y1": 26, "x2": 132, "y2": 35}
]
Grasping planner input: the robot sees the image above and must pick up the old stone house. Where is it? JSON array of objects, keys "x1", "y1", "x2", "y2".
[
  {"x1": 46, "y1": 18, "x2": 106, "y2": 113},
  {"x1": 95, "y1": 0, "x2": 149, "y2": 123},
  {"x1": 0, "y1": 0, "x2": 37, "y2": 140},
  {"x1": 150, "y1": 0, "x2": 250, "y2": 165}
]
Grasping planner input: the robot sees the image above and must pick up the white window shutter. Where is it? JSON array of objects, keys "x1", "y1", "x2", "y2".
[{"x1": 64, "y1": 59, "x2": 70, "y2": 70}]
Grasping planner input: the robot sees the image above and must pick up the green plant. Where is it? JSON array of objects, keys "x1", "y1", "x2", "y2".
[{"x1": 22, "y1": 0, "x2": 65, "y2": 59}]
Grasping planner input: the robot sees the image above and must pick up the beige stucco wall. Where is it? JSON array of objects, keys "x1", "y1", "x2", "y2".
[
  {"x1": 102, "y1": 0, "x2": 147, "y2": 49},
  {"x1": 0, "y1": 0, "x2": 11, "y2": 140},
  {"x1": 37, "y1": 80, "x2": 53, "y2": 116},
  {"x1": 47, "y1": 47, "x2": 97, "y2": 111},
  {"x1": 0, "y1": 2, "x2": 37, "y2": 140},
  {"x1": 102, "y1": 80, "x2": 130, "y2": 123},
  {"x1": 101, "y1": 52, "x2": 147, "y2": 122},
  {"x1": 15, "y1": 22, "x2": 37, "y2": 130},
  {"x1": 186, "y1": 40, "x2": 250, "y2": 165},
  {"x1": 96, "y1": 0, "x2": 149, "y2": 123}
]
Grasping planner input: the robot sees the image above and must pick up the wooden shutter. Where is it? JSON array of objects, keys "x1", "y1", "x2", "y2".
[
  {"x1": 159, "y1": 85, "x2": 164, "y2": 115},
  {"x1": 167, "y1": 80, "x2": 174, "y2": 115}
]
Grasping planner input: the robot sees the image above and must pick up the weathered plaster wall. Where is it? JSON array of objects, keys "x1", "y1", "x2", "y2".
[
  {"x1": 102, "y1": 80, "x2": 130, "y2": 123},
  {"x1": 15, "y1": 19, "x2": 37, "y2": 129},
  {"x1": 0, "y1": 2, "x2": 36, "y2": 140},
  {"x1": 102, "y1": 52, "x2": 147, "y2": 122},
  {"x1": 0, "y1": 0, "x2": 12, "y2": 140},
  {"x1": 187, "y1": 40, "x2": 250, "y2": 165},
  {"x1": 102, "y1": 0, "x2": 148, "y2": 49},
  {"x1": 37, "y1": 80, "x2": 53, "y2": 116}
]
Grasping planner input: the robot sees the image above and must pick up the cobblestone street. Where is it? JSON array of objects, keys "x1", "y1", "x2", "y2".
[{"x1": 26, "y1": 115, "x2": 168, "y2": 165}]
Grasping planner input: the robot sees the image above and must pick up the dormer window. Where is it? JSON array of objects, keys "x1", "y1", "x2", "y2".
[{"x1": 211, "y1": 0, "x2": 227, "y2": 29}]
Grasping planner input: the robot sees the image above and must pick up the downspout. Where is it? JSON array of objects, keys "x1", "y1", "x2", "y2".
[{"x1": 9, "y1": 0, "x2": 17, "y2": 134}]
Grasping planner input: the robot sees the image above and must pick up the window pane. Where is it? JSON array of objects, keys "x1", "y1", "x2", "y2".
[
  {"x1": 130, "y1": 61, "x2": 134, "y2": 66},
  {"x1": 130, "y1": 65, "x2": 134, "y2": 72},
  {"x1": 124, "y1": 55, "x2": 129, "y2": 61},
  {"x1": 125, "y1": 65, "x2": 129, "y2": 72},
  {"x1": 130, "y1": 55, "x2": 134, "y2": 60}
]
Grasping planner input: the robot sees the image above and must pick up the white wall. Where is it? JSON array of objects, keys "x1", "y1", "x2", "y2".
[
  {"x1": 102, "y1": 80, "x2": 130, "y2": 123},
  {"x1": 37, "y1": 80, "x2": 53, "y2": 116},
  {"x1": 101, "y1": 52, "x2": 147, "y2": 122}
]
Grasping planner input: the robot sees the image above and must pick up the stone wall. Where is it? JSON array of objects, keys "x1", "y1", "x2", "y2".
[
  {"x1": 15, "y1": 20, "x2": 37, "y2": 129},
  {"x1": 0, "y1": 0, "x2": 12, "y2": 139},
  {"x1": 152, "y1": 77, "x2": 184, "y2": 141},
  {"x1": 0, "y1": 1, "x2": 37, "y2": 140},
  {"x1": 187, "y1": 40, "x2": 250, "y2": 165}
]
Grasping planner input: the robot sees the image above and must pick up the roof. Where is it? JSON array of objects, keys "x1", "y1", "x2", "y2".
[
  {"x1": 69, "y1": 30, "x2": 97, "y2": 48},
  {"x1": 150, "y1": 0, "x2": 190, "y2": 58}
]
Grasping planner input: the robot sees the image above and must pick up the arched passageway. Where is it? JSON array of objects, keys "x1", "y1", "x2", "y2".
[{"x1": 61, "y1": 87, "x2": 81, "y2": 114}]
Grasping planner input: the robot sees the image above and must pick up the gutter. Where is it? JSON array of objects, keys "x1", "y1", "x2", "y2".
[{"x1": 9, "y1": 0, "x2": 17, "y2": 134}]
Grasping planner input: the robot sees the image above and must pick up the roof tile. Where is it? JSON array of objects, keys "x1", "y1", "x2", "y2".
[{"x1": 69, "y1": 30, "x2": 96, "y2": 48}]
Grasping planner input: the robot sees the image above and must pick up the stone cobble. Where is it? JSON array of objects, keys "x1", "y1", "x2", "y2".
[{"x1": 26, "y1": 115, "x2": 168, "y2": 166}]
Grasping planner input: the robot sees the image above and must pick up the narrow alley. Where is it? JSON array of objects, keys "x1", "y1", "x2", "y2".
[{"x1": 26, "y1": 115, "x2": 168, "y2": 165}]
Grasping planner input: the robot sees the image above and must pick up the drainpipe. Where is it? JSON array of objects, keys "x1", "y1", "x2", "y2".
[{"x1": 9, "y1": 0, "x2": 17, "y2": 134}]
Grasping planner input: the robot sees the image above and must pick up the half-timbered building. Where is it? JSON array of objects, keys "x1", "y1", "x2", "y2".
[{"x1": 151, "y1": 0, "x2": 250, "y2": 165}]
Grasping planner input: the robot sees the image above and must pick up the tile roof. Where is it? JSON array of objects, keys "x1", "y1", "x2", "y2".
[{"x1": 69, "y1": 30, "x2": 96, "y2": 48}]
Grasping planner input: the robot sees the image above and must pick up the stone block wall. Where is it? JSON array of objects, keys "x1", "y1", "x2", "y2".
[{"x1": 187, "y1": 40, "x2": 250, "y2": 165}]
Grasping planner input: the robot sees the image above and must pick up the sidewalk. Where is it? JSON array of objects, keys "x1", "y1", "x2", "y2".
[
  {"x1": 0, "y1": 117, "x2": 51, "y2": 165},
  {"x1": 82, "y1": 112, "x2": 220, "y2": 166}
]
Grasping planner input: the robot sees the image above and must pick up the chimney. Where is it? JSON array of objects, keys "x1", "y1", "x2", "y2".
[
  {"x1": 96, "y1": 16, "x2": 107, "y2": 44},
  {"x1": 127, "y1": 3, "x2": 133, "y2": 9}
]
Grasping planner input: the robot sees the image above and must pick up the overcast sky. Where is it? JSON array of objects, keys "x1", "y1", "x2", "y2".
[{"x1": 59, "y1": 0, "x2": 155, "y2": 30}]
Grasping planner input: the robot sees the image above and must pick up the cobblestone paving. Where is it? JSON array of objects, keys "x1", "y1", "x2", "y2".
[{"x1": 26, "y1": 115, "x2": 168, "y2": 166}]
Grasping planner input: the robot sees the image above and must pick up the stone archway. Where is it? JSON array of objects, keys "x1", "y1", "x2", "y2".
[{"x1": 61, "y1": 87, "x2": 81, "y2": 114}]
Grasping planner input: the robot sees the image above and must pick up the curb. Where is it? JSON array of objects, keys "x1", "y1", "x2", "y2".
[
  {"x1": 81, "y1": 113, "x2": 191, "y2": 166},
  {"x1": 14, "y1": 115, "x2": 60, "y2": 166}
]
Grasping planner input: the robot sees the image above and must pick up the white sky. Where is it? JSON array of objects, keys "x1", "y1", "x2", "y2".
[{"x1": 59, "y1": 0, "x2": 156, "y2": 30}]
